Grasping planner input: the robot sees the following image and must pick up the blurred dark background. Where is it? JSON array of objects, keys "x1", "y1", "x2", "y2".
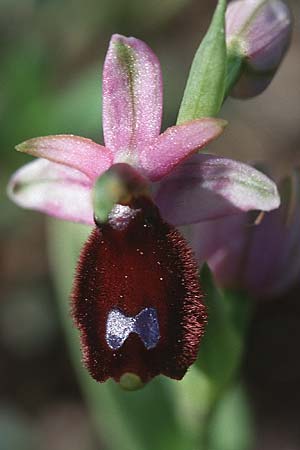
[{"x1": 0, "y1": 1, "x2": 300, "y2": 449}]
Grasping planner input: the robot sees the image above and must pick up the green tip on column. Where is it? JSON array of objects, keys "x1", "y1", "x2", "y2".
[{"x1": 93, "y1": 163, "x2": 149, "y2": 225}]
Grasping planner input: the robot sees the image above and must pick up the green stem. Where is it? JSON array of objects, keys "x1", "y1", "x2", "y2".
[
  {"x1": 200, "y1": 383, "x2": 255, "y2": 450},
  {"x1": 177, "y1": 0, "x2": 227, "y2": 122},
  {"x1": 195, "y1": 267, "x2": 255, "y2": 449},
  {"x1": 224, "y1": 46, "x2": 243, "y2": 100}
]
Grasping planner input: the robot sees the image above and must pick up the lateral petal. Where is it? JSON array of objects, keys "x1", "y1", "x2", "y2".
[
  {"x1": 139, "y1": 119, "x2": 226, "y2": 181},
  {"x1": 16, "y1": 134, "x2": 113, "y2": 181}
]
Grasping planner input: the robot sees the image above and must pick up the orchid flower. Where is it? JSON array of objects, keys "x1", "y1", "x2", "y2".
[
  {"x1": 226, "y1": 0, "x2": 292, "y2": 98},
  {"x1": 8, "y1": 34, "x2": 280, "y2": 388},
  {"x1": 188, "y1": 170, "x2": 300, "y2": 299}
]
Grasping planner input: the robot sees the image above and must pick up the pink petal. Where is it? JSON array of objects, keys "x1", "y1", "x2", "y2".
[
  {"x1": 226, "y1": 0, "x2": 262, "y2": 40},
  {"x1": 242, "y1": 212, "x2": 286, "y2": 295},
  {"x1": 226, "y1": 0, "x2": 292, "y2": 72},
  {"x1": 8, "y1": 159, "x2": 94, "y2": 225},
  {"x1": 155, "y1": 153, "x2": 280, "y2": 226},
  {"x1": 245, "y1": 172, "x2": 300, "y2": 297},
  {"x1": 186, "y1": 191, "x2": 299, "y2": 298},
  {"x1": 139, "y1": 119, "x2": 226, "y2": 181},
  {"x1": 197, "y1": 211, "x2": 287, "y2": 296},
  {"x1": 16, "y1": 135, "x2": 113, "y2": 181},
  {"x1": 102, "y1": 34, "x2": 163, "y2": 160},
  {"x1": 186, "y1": 172, "x2": 300, "y2": 298},
  {"x1": 182, "y1": 213, "x2": 248, "y2": 266}
]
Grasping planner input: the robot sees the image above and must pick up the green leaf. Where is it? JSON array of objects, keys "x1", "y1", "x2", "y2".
[
  {"x1": 177, "y1": 0, "x2": 227, "y2": 123},
  {"x1": 206, "y1": 384, "x2": 254, "y2": 450},
  {"x1": 196, "y1": 265, "x2": 252, "y2": 393}
]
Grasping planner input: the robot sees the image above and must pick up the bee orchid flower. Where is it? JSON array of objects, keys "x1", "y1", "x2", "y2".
[
  {"x1": 226, "y1": 0, "x2": 292, "y2": 98},
  {"x1": 8, "y1": 34, "x2": 280, "y2": 388},
  {"x1": 188, "y1": 170, "x2": 300, "y2": 299}
]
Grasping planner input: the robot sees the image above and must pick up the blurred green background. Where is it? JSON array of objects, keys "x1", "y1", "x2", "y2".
[{"x1": 1, "y1": 1, "x2": 300, "y2": 449}]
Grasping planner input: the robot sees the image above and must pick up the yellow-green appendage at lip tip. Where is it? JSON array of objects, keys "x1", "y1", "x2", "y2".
[{"x1": 119, "y1": 373, "x2": 145, "y2": 391}]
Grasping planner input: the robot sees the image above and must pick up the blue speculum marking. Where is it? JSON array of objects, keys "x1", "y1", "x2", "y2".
[{"x1": 106, "y1": 307, "x2": 160, "y2": 350}]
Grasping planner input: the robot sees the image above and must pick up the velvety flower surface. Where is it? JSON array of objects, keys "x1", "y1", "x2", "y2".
[{"x1": 8, "y1": 34, "x2": 280, "y2": 386}]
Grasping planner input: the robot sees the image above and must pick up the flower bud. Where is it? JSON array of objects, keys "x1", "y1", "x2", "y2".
[{"x1": 226, "y1": 0, "x2": 292, "y2": 98}]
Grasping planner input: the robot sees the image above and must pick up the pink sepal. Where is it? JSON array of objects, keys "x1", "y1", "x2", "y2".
[
  {"x1": 7, "y1": 159, "x2": 94, "y2": 225},
  {"x1": 102, "y1": 34, "x2": 163, "y2": 160},
  {"x1": 155, "y1": 153, "x2": 280, "y2": 225}
]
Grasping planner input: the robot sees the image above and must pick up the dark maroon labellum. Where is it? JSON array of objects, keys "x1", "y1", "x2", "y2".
[{"x1": 72, "y1": 197, "x2": 206, "y2": 384}]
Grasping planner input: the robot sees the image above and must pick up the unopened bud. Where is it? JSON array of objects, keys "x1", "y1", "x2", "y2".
[{"x1": 226, "y1": 0, "x2": 292, "y2": 98}]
